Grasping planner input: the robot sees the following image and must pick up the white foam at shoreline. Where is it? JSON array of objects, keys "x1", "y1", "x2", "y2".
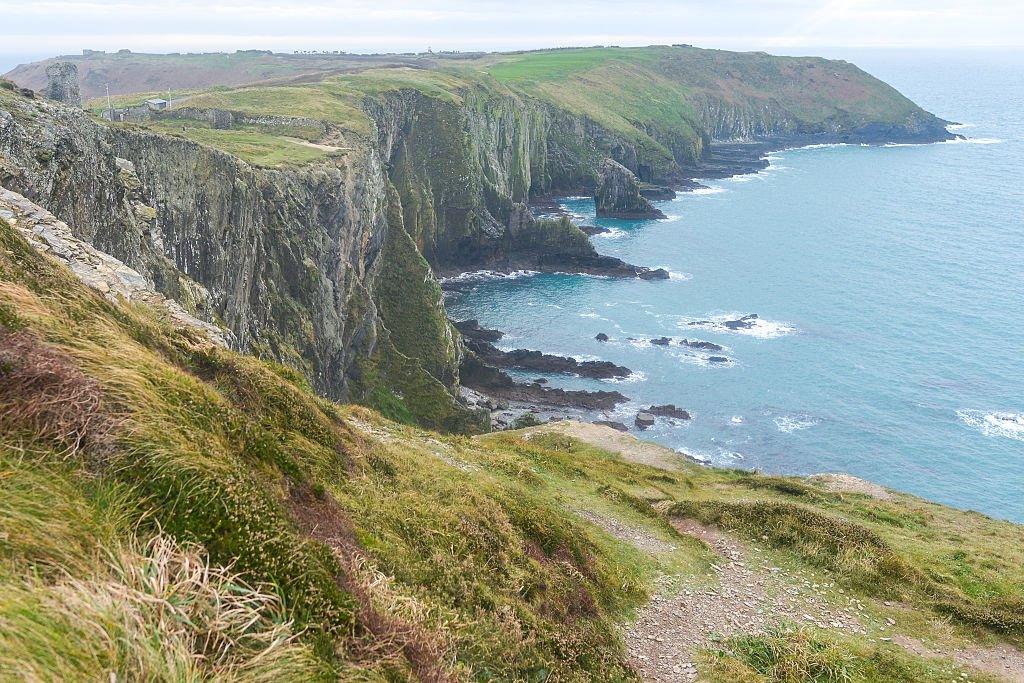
[
  {"x1": 689, "y1": 186, "x2": 727, "y2": 195},
  {"x1": 654, "y1": 267, "x2": 693, "y2": 281},
  {"x1": 941, "y1": 137, "x2": 1002, "y2": 145},
  {"x1": 957, "y1": 410, "x2": 1024, "y2": 441},
  {"x1": 440, "y1": 269, "x2": 538, "y2": 284},
  {"x1": 602, "y1": 370, "x2": 647, "y2": 384},
  {"x1": 678, "y1": 446, "x2": 745, "y2": 464}
]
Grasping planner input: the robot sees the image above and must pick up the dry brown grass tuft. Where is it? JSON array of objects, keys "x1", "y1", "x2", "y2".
[
  {"x1": 0, "y1": 328, "x2": 118, "y2": 456},
  {"x1": 0, "y1": 534, "x2": 320, "y2": 681},
  {"x1": 286, "y1": 483, "x2": 460, "y2": 682}
]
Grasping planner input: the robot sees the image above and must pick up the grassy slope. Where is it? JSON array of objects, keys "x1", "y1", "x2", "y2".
[
  {"x1": 76, "y1": 46, "x2": 933, "y2": 169},
  {"x1": 2, "y1": 216, "x2": 1020, "y2": 681}
]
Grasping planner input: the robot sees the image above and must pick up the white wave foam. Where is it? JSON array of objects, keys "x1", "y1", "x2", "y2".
[
  {"x1": 800, "y1": 143, "x2": 852, "y2": 150},
  {"x1": 678, "y1": 446, "x2": 744, "y2": 464},
  {"x1": 660, "y1": 213, "x2": 682, "y2": 221},
  {"x1": 593, "y1": 227, "x2": 626, "y2": 239},
  {"x1": 730, "y1": 416, "x2": 744, "y2": 425},
  {"x1": 440, "y1": 269, "x2": 538, "y2": 284},
  {"x1": 773, "y1": 415, "x2": 819, "y2": 433},
  {"x1": 682, "y1": 313, "x2": 796, "y2": 339},
  {"x1": 957, "y1": 410, "x2": 1024, "y2": 442},
  {"x1": 690, "y1": 185, "x2": 727, "y2": 196},
  {"x1": 941, "y1": 137, "x2": 1002, "y2": 145},
  {"x1": 602, "y1": 370, "x2": 647, "y2": 384},
  {"x1": 653, "y1": 267, "x2": 693, "y2": 281},
  {"x1": 946, "y1": 123, "x2": 975, "y2": 131}
]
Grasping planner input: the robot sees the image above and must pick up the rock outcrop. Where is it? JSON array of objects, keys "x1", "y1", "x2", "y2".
[
  {"x1": 0, "y1": 185, "x2": 228, "y2": 346},
  {"x1": 43, "y1": 62, "x2": 81, "y2": 108},
  {"x1": 595, "y1": 159, "x2": 666, "y2": 219},
  {"x1": 0, "y1": 90, "x2": 485, "y2": 432}
]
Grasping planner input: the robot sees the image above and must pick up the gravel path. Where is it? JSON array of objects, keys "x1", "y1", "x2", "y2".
[{"x1": 623, "y1": 519, "x2": 866, "y2": 682}]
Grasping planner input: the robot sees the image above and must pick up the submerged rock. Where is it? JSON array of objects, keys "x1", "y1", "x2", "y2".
[
  {"x1": 595, "y1": 158, "x2": 667, "y2": 219},
  {"x1": 462, "y1": 337, "x2": 632, "y2": 379},
  {"x1": 453, "y1": 319, "x2": 503, "y2": 342},
  {"x1": 650, "y1": 336, "x2": 672, "y2": 346},
  {"x1": 680, "y1": 338, "x2": 723, "y2": 351},
  {"x1": 595, "y1": 332, "x2": 609, "y2": 342},
  {"x1": 647, "y1": 404, "x2": 691, "y2": 420}
]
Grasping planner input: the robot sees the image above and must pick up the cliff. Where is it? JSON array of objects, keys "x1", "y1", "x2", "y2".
[
  {"x1": 0, "y1": 46, "x2": 956, "y2": 429},
  {"x1": 1, "y1": 218, "x2": 1020, "y2": 680}
]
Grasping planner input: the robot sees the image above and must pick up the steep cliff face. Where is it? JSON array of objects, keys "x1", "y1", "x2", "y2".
[
  {"x1": 0, "y1": 89, "x2": 479, "y2": 431},
  {"x1": 595, "y1": 159, "x2": 667, "y2": 219},
  {"x1": 0, "y1": 48, "x2": 957, "y2": 430}
]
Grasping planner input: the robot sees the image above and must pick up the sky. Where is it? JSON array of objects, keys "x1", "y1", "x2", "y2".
[{"x1": 2, "y1": 0, "x2": 1022, "y2": 71}]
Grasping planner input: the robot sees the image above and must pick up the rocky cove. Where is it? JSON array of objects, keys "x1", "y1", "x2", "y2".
[{"x1": 0, "y1": 50, "x2": 955, "y2": 434}]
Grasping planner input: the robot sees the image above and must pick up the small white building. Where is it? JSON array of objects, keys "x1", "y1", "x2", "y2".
[{"x1": 145, "y1": 98, "x2": 169, "y2": 111}]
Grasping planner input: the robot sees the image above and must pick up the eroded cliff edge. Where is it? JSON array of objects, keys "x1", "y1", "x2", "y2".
[{"x1": 0, "y1": 48, "x2": 955, "y2": 429}]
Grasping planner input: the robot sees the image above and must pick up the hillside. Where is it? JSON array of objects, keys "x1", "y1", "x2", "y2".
[
  {"x1": 0, "y1": 47, "x2": 955, "y2": 429},
  {"x1": 2, "y1": 204, "x2": 1023, "y2": 681}
]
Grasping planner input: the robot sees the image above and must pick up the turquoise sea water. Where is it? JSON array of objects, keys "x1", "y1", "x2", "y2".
[{"x1": 446, "y1": 50, "x2": 1024, "y2": 522}]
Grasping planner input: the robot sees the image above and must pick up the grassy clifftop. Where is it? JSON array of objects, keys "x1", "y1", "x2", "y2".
[
  {"x1": 12, "y1": 45, "x2": 949, "y2": 175},
  {"x1": 2, "y1": 212, "x2": 1022, "y2": 681}
]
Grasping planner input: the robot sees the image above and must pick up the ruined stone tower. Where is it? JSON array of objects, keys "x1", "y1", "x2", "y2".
[{"x1": 44, "y1": 62, "x2": 82, "y2": 108}]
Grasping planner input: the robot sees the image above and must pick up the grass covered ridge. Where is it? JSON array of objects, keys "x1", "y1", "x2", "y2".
[
  {"x1": 2, "y1": 212, "x2": 1020, "y2": 680},
  {"x1": 0, "y1": 216, "x2": 647, "y2": 679},
  {"x1": 95, "y1": 45, "x2": 940, "y2": 175}
]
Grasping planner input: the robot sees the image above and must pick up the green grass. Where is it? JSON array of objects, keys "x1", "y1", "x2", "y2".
[
  {"x1": 2, "y1": 203, "x2": 1020, "y2": 679},
  {"x1": 485, "y1": 47, "x2": 664, "y2": 83},
  {"x1": 140, "y1": 120, "x2": 337, "y2": 167},
  {"x1": 0, "y1": 217, "x2": 647, "y2": 679},
  {"x1": 701, "y1": 626, "x2": 1005, "y2": 683}
]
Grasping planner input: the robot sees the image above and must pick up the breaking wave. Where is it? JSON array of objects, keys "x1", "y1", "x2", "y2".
[{"x1": 957, "y1": 410, "x2": 1024, "y2": 442}]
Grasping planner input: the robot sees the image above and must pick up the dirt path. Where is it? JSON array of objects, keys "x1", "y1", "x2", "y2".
[
  {"x1": 539, "y1": 421, "x2": 1024, "y2": 683},
  {"x1": 623, "y1": 519, "x2": 866, "y2": 682},
  {"x1": 894, "y1": 635, "x2": 1024, "y2": 683}
]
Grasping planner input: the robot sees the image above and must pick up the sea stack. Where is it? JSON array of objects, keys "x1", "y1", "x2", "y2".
[
  {"x1": 595, "y1": 158, "x2": 666, "y2": 219},
  {"x1": 44, "y1": 62, "x2": 82, "y2": 108}
]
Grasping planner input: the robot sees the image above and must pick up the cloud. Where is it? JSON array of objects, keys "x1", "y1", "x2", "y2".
[{"x1": 0, "y1": 0, "x2": 1020, "y2": 55}]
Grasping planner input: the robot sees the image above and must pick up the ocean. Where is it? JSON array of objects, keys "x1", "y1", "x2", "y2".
[{"x1": 445, "y1": 49, "x2": 1024, "y2": 522}]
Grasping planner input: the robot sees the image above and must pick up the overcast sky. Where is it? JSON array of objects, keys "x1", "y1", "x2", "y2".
[{"x1": 2, "y1": 0, "x2": 1022, "y2": 70}]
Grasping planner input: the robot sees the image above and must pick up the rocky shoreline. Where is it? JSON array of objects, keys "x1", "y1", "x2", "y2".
[{"x1": 446, "y1": 134, "x2": 962, "y2": 432}]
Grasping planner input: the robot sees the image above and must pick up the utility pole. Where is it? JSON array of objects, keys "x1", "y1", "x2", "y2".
[{"x1": 106, "y1": 84, "x2": 112, "y2": 120}]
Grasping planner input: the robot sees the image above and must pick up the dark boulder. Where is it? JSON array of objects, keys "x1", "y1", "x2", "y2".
[
  {"x1": 647, "y1": 404, "x2": 691, "y2": 420},
  {"x1": 634, "y1": 412, "x2": 657, "y2": 429},
  {"x1": 650, "y1": 336, "x2": 672, "y2": 346},
  {"x1": 595, "y1": 332, "x2": 609, "y2": 341},
  {"x1": 680, "y1": 338, "x2": 723, "y2": 351},
  {"x1": 452, "y1": 319, "x2": 503, "y2": 342},
  {"x1": 638, "y1": 268, "x2": 670, "y2": 280}
]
